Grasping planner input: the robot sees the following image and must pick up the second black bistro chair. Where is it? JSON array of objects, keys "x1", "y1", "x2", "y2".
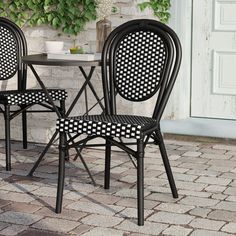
[
  {"x1": 56, "y1": 19, "x2": 182, "y2": 225},
  {"x1": 0, "y1": 17, "x2": 67, "y2": 171}
]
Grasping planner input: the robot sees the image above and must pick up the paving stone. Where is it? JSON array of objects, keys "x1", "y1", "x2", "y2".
[
  {"x1": 116, "y1": 198, "x2": 159, "y2": 210},
  {"x1": 190, "y1": 218, "x2": 225, "y2": 231},
  {"x1": 179, "y1": 163, "x2": 209, "y2": 170},
  {"x1": 213, "y1": 144, "x2": 236, "y2": 151},
  {"x1": 224, "y1": 187, "x2": 236, "y2": 195},
  {"x1": 190, "y1": 229, "x2": 232, "y2": 236},
  {"x1": 0, "y1": 211, "x2": 43, "y2": 225},
  {"x1": 32, "y1": 217, "x2": 79, "y2": 233},
  {"x1": 35, "y1": 207, "x2": 87, "y2": 221},
  {"x1": 208, "y1": 210, "x2": 236, "y2": 221},
  {"x1": 18, "y1": 229, "x2": 67, "y2": 236},
  {"x1": 82, "y1": 227, "x2": 125, "y2": 236},
  {"x1": 207, "y1": 159, "x2": 236, "y2": 168},
  {"x1": 199, "y1": 148, "x2": 226, "y2": 155},
  {"x1": 0, "y1": 183, "x2": 39, "y2": 193},
  {"x1": 114, "y1": 189, "x2": 150, "y2": 198},
  {"x1": 221, "y1": 223, "x2": 236, "y2": 234},
  {"x1": 179, "y1": 196, "x2": 219, "y2": 207},
  {"x1": 176, "y1": 181, "x2": 207, "y2": 191},
  {"x1": 0, "y1": 222, "x2": 10, "y2": 231},
  {"x1": 71, "y1": 224, "x2": 94, "y2": 235},
  {"x1": 30, "y1": 196, "x2": 74, "y2": 208},
  {"x1": 66, "y1": 201, "x2": 124, "y2": 216},
  {"x1": 171, "y1": 167, "x2": 189, "y2": 174},
  {"x1": 0, "y1": 199, "x2": 11, "y2": 208},
  {"x1": 162, "y1": 225, "x2": 193, "y2": 236},
  {"x1": 148, "y1": 211, "x2": 195, "y2": 225},
  {"x1": 3, "y1": 202, "x2": 41, "y2": 213},
  {"x1": 81, "y1": 193, "x2": 121, "y2": 205},
  {"x1": 225, "y1": 196, "x2": 236, "y2": 202},
  {"x1": 146, "y1": 193, "x2": 180, "y2": 203},
  {"x1": 187, "y1": 169, "x2": 219, "y2": 177},
  {"x1": 213, "y1": 201, "x2": 236, "y2": 212},
  {"x1": 32, "y1": 186, "x2": 68, "y2": 197},
  {"x1": 159, "y1": 173, "x2": 198, "y2": 182},
  {"x1": 117, "y1": 207, "x2": 153, "y2": 219},
  {"x1": 115, "y1": 220, "x2": 168, "y2": 235},
  {"x1": 0, "y1": 191, "x2": 35, "y2": 203},
  {"x1": 212, "y1": 193, "x2": 227, "y2": 200},
  {"x1": 81, "y1": 214, "x2": 123, "y2": 227},
  {"x1": 177, "y1": 146, "x2": 200, "y2": 151},
  {"x1": 205, "y1": 185, "x2": 227, "y2": 193},
  {"x1": 155, "y1": 203, "x2": 195, "y2": 214},
  {"x1": 0, "y1": 225, "x2": 28, "y2": 236},
  {"x1": 189, "y1": 207, "x2": 212, "y2": 218},
  {"x1": 201, "y1": 153, "x2": 231, "y2": 160},
  {"x1": 128, "y1": 233, "x2": 150, "y2": 236},
  {"x1": 178, "y1": 190, "x2": 212, "y2": 198},
  {"x1": 196, "y1": 176, "x2": 231, "y2": 186},
  {"x1": 182, "y1": 151, "x2": 202, "y2": 157}
]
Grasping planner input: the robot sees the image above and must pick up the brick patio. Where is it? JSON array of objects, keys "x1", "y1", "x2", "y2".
[{"x1": 0, "y1": 137, "x2": 236, "y2": 235}]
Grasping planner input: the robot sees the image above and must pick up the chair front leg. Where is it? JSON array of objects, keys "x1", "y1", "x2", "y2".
[
  {"x1": 59, "y1": 100, "x2": 69, "y2": 161},
  {"x1": 156, "y1": 130, "x2": 178, "y2": 198},
  {"x1": 22, "y1": 109, "x2": 27, "y2": 149},
  {"x1": 56, "y1": 131, "x2": 66, "y2": 213},
  {"x1": 4, "y1": 105, "x2": 11, "y2": 171},
  {"x1": 104, "y1": 139, "x2": 111, "y2": 189},
  {"x1": 137, "y1": 138, "x2": 144, "y2": 226}
]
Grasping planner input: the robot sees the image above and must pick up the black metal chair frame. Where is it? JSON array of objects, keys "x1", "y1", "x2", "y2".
[
  {"x1": 0, "y1": 17, "x2": 66, "y2": 171},
  {"x1": 56, "y1": 19, "x2": 182, "y2": 226}
]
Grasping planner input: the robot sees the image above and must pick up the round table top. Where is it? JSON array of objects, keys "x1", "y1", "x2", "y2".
[{"x1": 22, "y1": 54, "x2": 101, "y2": 67}]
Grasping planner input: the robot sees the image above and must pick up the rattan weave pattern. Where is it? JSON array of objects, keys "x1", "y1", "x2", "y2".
[
  {"x1": 57, "y1": 114, "x2": 157, "y2": 139},
  {"x1": 115, "y1": 30, "x2": 166, "y2": 101},
  {"x1": 0, "y1": 89, "x2": 67, "y2": 105},
  {"x1": 0, "y1": 26, "x2": 18, "y2": 80}
]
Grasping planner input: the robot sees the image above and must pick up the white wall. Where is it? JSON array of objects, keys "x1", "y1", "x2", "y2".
[{"x1": 0, "y1": 0, "x2": 191, "y2": 143}]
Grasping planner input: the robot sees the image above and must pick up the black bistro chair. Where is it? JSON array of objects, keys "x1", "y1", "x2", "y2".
[
  {"x1": 0, "y1": 17, "x2": 67, "y2": 171},
  {"x1": 56, "y1": 19, "x2": 182, "y2": 225}
]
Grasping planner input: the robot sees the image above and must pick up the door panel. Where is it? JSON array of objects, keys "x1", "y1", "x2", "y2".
[{"x1": 191, "y1": 0, "x2": 236, "y2": 119}]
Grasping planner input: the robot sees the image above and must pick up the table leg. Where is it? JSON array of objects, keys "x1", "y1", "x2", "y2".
[
  {"x1": 29, "y1": 65, "x2": 62, "y2": 118},
  {"x1": 27, "y1": 65, "x2": 99, "y2": 184},
  {"x1": 28, "y1": 130, "x2": 58, "y2": 176}
]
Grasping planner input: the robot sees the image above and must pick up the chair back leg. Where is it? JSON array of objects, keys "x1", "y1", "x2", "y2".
[
  {"x1": 156, "y1": 131, "x2": 178, "y2": 198},
  {"x1": 137, "y1": 138, "x2": 144, "y2": 226},
  {"x1": 104, "y1": 139, "x2": 111, "y2": 189},
  {"x1": 56, "y1": 131, "x2": 66, "y2": 213},
  {"x1": 22, "y1": 109, "x2": 27, "y2": 149},
  {"x1": 4, "y1": 105, "x2": 11, "y2": 171}
]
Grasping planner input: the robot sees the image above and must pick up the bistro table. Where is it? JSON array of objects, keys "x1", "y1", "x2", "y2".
[{"x1": 22, "y1": 54, "x2": 103, "y2": 185}]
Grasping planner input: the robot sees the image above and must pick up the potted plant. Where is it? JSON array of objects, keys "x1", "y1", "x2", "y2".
[{"x1": 138, "y1": 0, "x2": 171, "y2": 23}]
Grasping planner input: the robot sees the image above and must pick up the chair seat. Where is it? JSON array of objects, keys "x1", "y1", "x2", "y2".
[
  {"x1": 56, "y1": 115, "x2": 157, "y2": 139},
  {"x1": 0, "y1": 89, "x2": 67, "y2": 105}
]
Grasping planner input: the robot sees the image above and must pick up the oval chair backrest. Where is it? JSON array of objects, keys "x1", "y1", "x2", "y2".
[
  {"x1": 114, "y1": 29, "x2": 167, "y2": 102},
  {"x1": 0, "y1": 17, "x2": 27, "y2": 90},
  {"x1": 101, "y1": 19, "x2": 182, "y2": 120}
]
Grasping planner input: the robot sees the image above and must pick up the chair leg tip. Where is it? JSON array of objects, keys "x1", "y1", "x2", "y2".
[
  {"x1": 173, "y1": 192, "x2": 178, "y2": 198},
  {"x1": 55, "y1": 208, "x2": 62, "y2": 214},
  {"x1": 138, "y1": 221, "x2": 144, "y2": 226}
]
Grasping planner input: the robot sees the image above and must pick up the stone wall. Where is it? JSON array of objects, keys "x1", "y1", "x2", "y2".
[{"x1": 0, "y1": 0, "x2": 182, "y2": 143}]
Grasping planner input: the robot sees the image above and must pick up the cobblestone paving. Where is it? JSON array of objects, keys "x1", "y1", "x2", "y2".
[{"x1": 0, "y1": 138, "x2": 236, "y2": 235}]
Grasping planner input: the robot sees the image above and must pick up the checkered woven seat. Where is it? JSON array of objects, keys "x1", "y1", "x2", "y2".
[
  {"x1": 0, "y1": 89, "x2": 67, "y2": 105},
  {"x1": 57, "y1": 115, "x2": 157, "y2": 139}
]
